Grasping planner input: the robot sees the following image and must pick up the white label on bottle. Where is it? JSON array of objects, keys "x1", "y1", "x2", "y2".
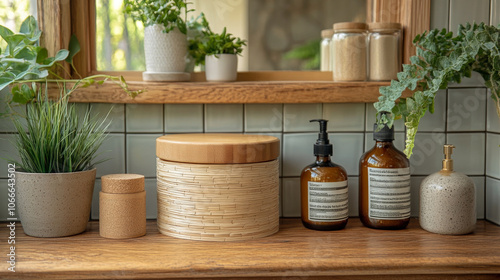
[
  {"x1": 308, "y1": 181, "x2": 348, "y2": 222},
  {"x1": 368, "y1": 167, "x2": 411, "y2": 220}
]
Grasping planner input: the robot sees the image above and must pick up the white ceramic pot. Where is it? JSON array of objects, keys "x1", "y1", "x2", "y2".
[
  {"x1": 144, "y1": 24, "x2": 188, "y2": 77},
  {"x1": 16, "y1": 169, "x2": 96, "y2": 237},
  {"x1": 205, "y1": 54, "x2": 238, "y2": 82}
]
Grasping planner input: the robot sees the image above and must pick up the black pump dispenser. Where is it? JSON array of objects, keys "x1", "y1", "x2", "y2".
[
  {"x1": 310, "y1": 119, "x2": 333, "y2": 156},
  {"x1": 373, "y1": 112, "x2": 395, "y2": 141}
]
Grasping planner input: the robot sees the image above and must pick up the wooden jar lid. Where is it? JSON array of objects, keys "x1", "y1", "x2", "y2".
[
  {"x1": 333, "y1": 22, "x2": 368, "y2": 32},
  {"x1": 101, "y1": 174, "x2": 145, "y2": 194},
  {"x1": 156, "y1": 134, "x2": 280, "y2": 164}
]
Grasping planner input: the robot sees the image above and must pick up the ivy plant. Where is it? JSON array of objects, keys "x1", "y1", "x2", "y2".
[
  {"x1": 124, "y1": 0, "x2": 193, "y2": 34},
  {"x1": 375, "y1": 22, "x2": 500, "y2": 158}
]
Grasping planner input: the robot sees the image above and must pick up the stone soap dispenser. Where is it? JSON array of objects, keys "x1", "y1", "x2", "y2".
[
  {"x1": 300, "y1": 119, "x2": 348, "y2": 231},
  {"x1": 419, "y1": 145, "x2": 476, "y2": 235}
]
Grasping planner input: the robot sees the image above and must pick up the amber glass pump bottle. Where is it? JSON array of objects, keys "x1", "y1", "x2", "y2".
[
  {"x1": 359, "y1": 114, "x2": 410, "y2": 229},
  {"x1": 301, "y1": 119, "x2": 348, "y2": 231}
]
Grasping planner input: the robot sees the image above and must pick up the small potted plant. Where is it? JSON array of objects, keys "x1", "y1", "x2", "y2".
[
  {"x1": 124, "y1": 0, "x2": 192, "y2": 81},
  {"x1": 1, "y1": 17, "x2": 140, "y2": 237},
  {"x1": 197, "y1": 27, "x2": 247, "y2": 82},
  {"x1": 375, "y1": 23, "x2": 500, "y2": 158}
]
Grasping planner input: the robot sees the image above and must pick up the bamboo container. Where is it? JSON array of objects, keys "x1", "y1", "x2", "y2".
[
  {"x1": 156, "y1": 134, "x2": 280, "y2": 241},
  {"x1": 99, "y1": 174, "x2": 146, "y2": 239}
]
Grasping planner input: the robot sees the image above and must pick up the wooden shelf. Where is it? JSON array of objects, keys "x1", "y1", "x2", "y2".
[
  {"x1": 3, "y1": 218, "x2": 499, "y2": 279},
  {"x1": 47, "y1": 80, "x2": 408, "y2": 104}
]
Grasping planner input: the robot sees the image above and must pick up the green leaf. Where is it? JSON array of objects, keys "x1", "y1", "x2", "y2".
[
  {"x1": 0, "y1": 25, "x2": 14, "y2": 41},
  {"x1": 54, "y1": 49, "x2": 69, "y2": 62},
  {"x1": 19, "y1": 16, "x2": 37, "y2": 35},
  {"x1": 11, "y1": 84, "x2": 34, "y2": 104},
  {"x1": 36, "y1": 48, "x2": 48, "y2": 64},
  {"x1": 65, "y1": 34, "x2": 81, "y2": 63}
]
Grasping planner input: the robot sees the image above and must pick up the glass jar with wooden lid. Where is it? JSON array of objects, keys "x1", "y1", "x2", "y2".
[
  {"x1": 368, "y1": 22, "x2": 401, "y2": 81},
  {"x1": 332, "y1": 22, "x2": 368, "y2": 81}
]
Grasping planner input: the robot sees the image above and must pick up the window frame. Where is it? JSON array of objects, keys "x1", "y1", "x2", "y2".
[{"x1": 38, "y1": 0, "x2": 428, "y2": 104}]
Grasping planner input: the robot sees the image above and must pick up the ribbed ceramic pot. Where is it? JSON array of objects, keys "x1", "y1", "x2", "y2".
[
  {"x1": 16, "y1": 169, "x2": 96, "y2": 237},
  {"x1": 205, "y1": 54, "x2": 238, "y2": 82},
  {"x1": 144, "y1": 24, "x2": 187, "y2": 73}
]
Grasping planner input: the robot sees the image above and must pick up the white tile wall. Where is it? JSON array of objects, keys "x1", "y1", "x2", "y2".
[
  {"x1": 91, "y1": 179, "x2": 102, "y2": 220},
  {"x1": 95, "y1": 134, "x2": 126, "y2": 178},
  {"x1": 283, "y1": 133, "x2": 316, "y2": 177},
  {"x1": 486, "y1": 92, "x2": 500, "y2": 133},
  {"x1": 331, "y1": 133, "x2": 364, "y2": 176},
  {"x1": 282, "y1": 177, "x2": 301, "y2": 217},
  {"x1": 486, "y1": 133, "x2": 500, "y2": 179},
  {"x1": 447, "y1": 89, "x2": 487, "y2": 131},
  {"x1": 0, "y1": 134, "x2": 20, "y2": 178},
  {"x1": 492, "y1": 0, "x2": 500, "y2": 26},
  {"x1": 283, "y1": 104, "x2": 322, "y2": 132},
  {"x1": 471, "y1": 176, "x2": 486, "y2": 220},
  {"x1": 126, "y1": 104, "x2": 163, "y2": 133},
  {"x1": 418, "y1": 91, "x2": 447, "y2": 132},
  {"x1": 205, "y1": 104, "x2": 243, "y2": 132},
  {"x1": 126, "y1": 134, "x2": 162, "y2": 177},
  {"x1": 486, "y1": 177, "x2": 500, "y2": 225},
  {"x1": 449, "y1": 0, "x2": 490, "y2": 87},
  {"x1": 450, "y1": 0, "x2": 490, "y2": 33},
  {"x1": 410, "y1": 132, "x2": 446, "y2": 175},
  {"x1": 347, "y1": 177, "x2": 359, "y2": 217},
  {"x1": 145, "y1": 179, "x2": 158, "y2": 219},
  {"x1": 430, "y1": 0, "x2": 450, "y2": 30},
  {"x1": 165, "y1": 104, "x2": 204, "y2": 133},
  {"x1": 245, "y1": 104, "x2": 282, "y2": 132},
  {"x1": 447, "y1": 133, "x2": 485, "y2": 175},
  {"x1": 323, "y1": 103, "x2": 365, "y2": 132},
  {"x1": 90, "y1": 103, "x2": 125, "y2": 133},
  {"x1": 410, "y1": 176, "x2": 425, "y2": 217},
  {"x1": 0, "y1": 105, "x2": 25, "y2": 133}
]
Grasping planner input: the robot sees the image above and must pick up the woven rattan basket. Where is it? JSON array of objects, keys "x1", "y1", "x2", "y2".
[{"x1": 156, "y1": 134, "x2": 280, "y2": 241}]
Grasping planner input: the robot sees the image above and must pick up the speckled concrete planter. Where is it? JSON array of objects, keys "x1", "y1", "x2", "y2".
[{"x1": 16, "y1": 169, "x2": 96, "y2": 237}]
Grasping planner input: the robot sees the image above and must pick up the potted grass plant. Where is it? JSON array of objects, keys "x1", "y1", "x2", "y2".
[
  {"x1": 375, "y1": 23, "x2": 500, "y2": 158},
  {"x1": 124, "y1": 0, "x2": 192, "y2": 81},
  {"x1": 195, "y1": 25, "x2": 247, "y2": 82},
  {"x1": 1, "y1": 16, "x2": 140, "y2": 237}
]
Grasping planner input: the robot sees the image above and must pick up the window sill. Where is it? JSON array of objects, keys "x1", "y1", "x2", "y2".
[{"x1": 47, "y1": 72, "x2": 411, "y2": 104}]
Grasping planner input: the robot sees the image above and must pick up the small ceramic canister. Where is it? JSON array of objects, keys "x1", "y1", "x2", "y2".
[{"x1": 99, "y1": 174, "x2": 146, "y2": 239}]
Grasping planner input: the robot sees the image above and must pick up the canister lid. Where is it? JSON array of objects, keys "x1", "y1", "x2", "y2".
[
  {"x1": 368, "y1": 22, "x2": 401, "y2": 32},
  {"x1": 101, "y1": 174, "x2": 145, "y2": 194},
  {"x1": 156, "y1": 134, "x2": 280, "y2": 164},
  {"x1": 321, "y1": 29, "x2": 334, "y2": 38},
  {"x1": 333, "y1": 22, "x2": 368, "y2": 32}
]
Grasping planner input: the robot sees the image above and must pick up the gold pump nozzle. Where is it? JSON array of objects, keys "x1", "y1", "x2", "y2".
[{"x1": 442, "y1": 144, "x2": 455, "y2": 171}]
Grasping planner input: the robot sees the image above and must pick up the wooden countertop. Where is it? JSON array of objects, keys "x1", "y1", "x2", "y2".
[{"x1": 2, "y1": 219, "x2": 500, "y2": 279}]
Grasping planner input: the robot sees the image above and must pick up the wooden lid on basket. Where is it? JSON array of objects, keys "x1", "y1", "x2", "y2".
[{"x1": 156, "y1": 134, "x2": 280, "y2": 164}]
